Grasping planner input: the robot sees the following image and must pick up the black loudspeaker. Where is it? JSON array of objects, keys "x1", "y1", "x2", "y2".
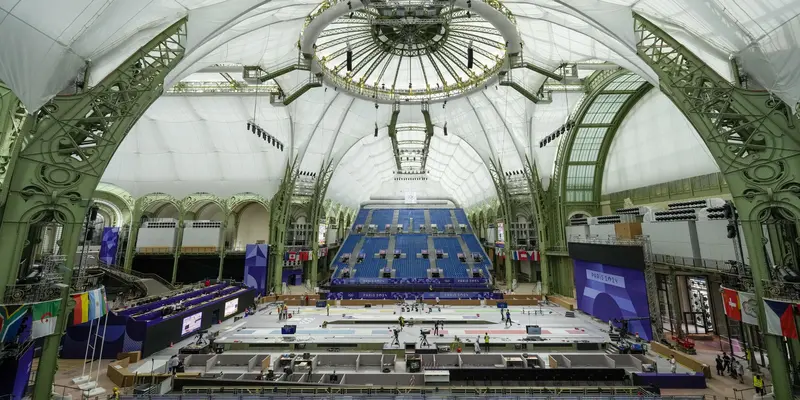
[
  {"x1": 89, "y1": 206, "x2": 99, "y2": 222},
  {"x1": 346, "y1": 50, "x2": 353, "y2": 71},
  {"x1": 467, "y1": 47, "x2": 473, "y2": 68},
  {"x1": 364, "y1": 304, "x2": 372, "y2": 308}
]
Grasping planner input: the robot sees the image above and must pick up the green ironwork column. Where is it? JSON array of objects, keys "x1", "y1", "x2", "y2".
[
  {"x1": 123, "y1": 201, "x2": 142, "y2": 273},
  {"x1": 308, "y1": 160, "x2": 333, "y2": 289},
  {"x1": 269, "y1": 160, "x2": 298, "y2": 294},
  {"x1": 488, "y1": 159, "x2": 514, "y2": 290},
  {"x1": 634, "y1": 14, "x2": 800, "y2": 399},
  {"x1": 525, "y1": 157, "x2": 549, "y2": 294},
  {"x1": 0, "y1": 21, "x2": 187, "y2": 400},
  {"x1": 172, "y1": 206, "x2": 186, "y2": 284},
  {"x1": 0, "y1": 84, "x2": 26, "y2": 208}
]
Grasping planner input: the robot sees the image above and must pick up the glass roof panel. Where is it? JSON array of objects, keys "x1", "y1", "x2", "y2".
[{"x1": 569, "y1": 127, "x2": 607, "y2": 163}]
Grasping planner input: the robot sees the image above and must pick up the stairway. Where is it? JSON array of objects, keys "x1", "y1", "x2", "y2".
[
  {"x1": 605, "y1": 341, "x2": 620, "y2": 355},
  {"x1": 423, "y1": 209, "x2": 431, "y2": 227},
  {"x1": 364, "y1": 209, "x2": 374, "y2": 227},
  {"x1": 449, "y1": 209, "x2": 460, "y2": 228},
  {"x1": 427, "y1": 236, "x2": 437, "y2": 271},
  {"x1": 349, "y1": 236, "x2": 367, "y2": 270},
  {"x1": 140, "y1": 278, "x2": 170, "y2": 297},
  {"x1": 392, "y1": 209, "x2": 399, "y2": 226},
  {"x1": 456, "y1": 235, "x2": 475, "y2": 275},
  {"x1": 386, "y1": 236, "x2": 396, "y2": 270}
]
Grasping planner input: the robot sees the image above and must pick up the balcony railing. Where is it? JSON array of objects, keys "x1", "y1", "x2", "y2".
[{"x1": 3, "y1": 270, "x2": 104, "y2": 304}]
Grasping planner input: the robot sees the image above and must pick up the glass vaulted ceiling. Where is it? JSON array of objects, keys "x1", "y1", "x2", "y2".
[
  {"x1": 314, "y1": 2, "x2": 506, "y2": 101},
  {"x1": 1, "y1": 0, "x2": 798, "y2": 209}
]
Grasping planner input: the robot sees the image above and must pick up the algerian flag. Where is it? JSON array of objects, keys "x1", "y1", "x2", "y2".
[{"x1": 32, "y1": 299, "x2": 61, "y2": 339}]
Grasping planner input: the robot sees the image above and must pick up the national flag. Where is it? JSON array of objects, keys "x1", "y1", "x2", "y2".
[
  {"x1": 511, "y1": 251, "x2": 519, "y2": 261},
  {"x1": 72, "y1": 292, "x2": 90, "y2": 325},
  {"x1": 299, "y1": 251, "x2": 311, "y2": 261},
  {"x1": 88, "y1": 288, "x2": 107, "y2": 320},
  {"x1": 518, "y1": 251, "x2": 529, "y2": 261},
  {"x1": 288, "y1": 252, "x2": 297, "y2": 261},
  {"x1": 32, "y1": 299, "x2": 61, "y2": 338},
  {"x1": 0, "y1": 305, "x2": 30, "y2": 342},
  {"x1": 530, "y1": 250, "x2": 540, "y2": 262},
  {"x1": 737, "y1": 290, "x2": 758, "y2": 325},
  {"x1": 764, "y1": 299, "x2": 798, "y2": 339},
  {"x1": 721, "y1": 288, "x2": 741, "y2": 321}
]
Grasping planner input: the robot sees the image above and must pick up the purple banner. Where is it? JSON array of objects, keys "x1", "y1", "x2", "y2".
[
  {"x1": 331, "y1": 277, "x2": 488, "y2": 287},
  {"x1": 99, "y1": 226, "x2": 120, "y2": 264},
  {"x1": 244, "y1": 244, "x2": 269, "y2": 295},
  {"x1": 574, "y1": 259, "x2": 653, "y2": 341},
  {"x1": 328, "y1": 292, "x2": 501, "y2": 300}
]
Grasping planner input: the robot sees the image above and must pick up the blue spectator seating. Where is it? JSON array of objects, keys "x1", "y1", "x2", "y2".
[
  {"x1": 394, "y1": 234, "x2": 429, "y2": 278},
  {"x1": 353, "y1": 209, "x2": 369, "y2": 228},
  {"x1": 433, "y1": 237, "x2": 469, "y2": 277},
  {"x1": 354, "y1": 237, "x2": 389, "y2": 277},
  {"x1": 331, "y1": 234, "x2": 363, "y2": 276},
  {"x1": 370, "y1": 209, "x2": 394, "y2": 228},
  {"x1": 428, "y1": 209, "x2": 452, "y2": 229}
]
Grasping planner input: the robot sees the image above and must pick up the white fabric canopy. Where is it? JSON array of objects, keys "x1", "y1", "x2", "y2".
[{"x1": 4, "y1": 0, "x2": 796, "y2": 208}]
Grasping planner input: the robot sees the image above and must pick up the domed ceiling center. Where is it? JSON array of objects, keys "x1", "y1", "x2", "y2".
[{"x1": 311, "y1": 1, "x2": 510, "y2": 102}]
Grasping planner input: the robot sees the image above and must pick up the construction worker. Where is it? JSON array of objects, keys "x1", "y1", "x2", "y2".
[
  {"x1": 484, "y1": 332, "x2": 490, "y2": 353},
  {"x1": 112, "y1": 387, "x2": 120, "y2": 400},
  {"x1": 326, "y1": 302, "x2": 330, "y2": 316},
  {"x1": 399, "y1": 316, "x2": 405, "y2": 330},
  {"x1": 753, "y1": 374, "x2": 764, "y2": 396}
]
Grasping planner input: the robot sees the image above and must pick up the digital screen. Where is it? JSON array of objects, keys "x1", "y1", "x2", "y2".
[
  {"x1": 318, "y1": 224, "x2": 327, "y2": 245},
  {"x1": 496, "y1": 222, "x2": 505, "y2": 244},
  {"x1": 573, "y1": 259, "x2": 653, "y2": 340},
  {"x1": 181, "y1": 312, "x2": 202, "y2": 336},
  {"x1": 224, "y1": 298, "x2": 239, "y2": 317}
]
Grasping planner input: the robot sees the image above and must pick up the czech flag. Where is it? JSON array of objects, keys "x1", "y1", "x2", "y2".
[{"x1": 764, "y1": 299, "x2": 798, "y2": 339}]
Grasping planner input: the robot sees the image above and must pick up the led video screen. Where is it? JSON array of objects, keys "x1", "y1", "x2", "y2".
[
  {"x1": 573, "y1": 259, "x2": 653, "y2": 341},
  {"x1": 181, "y1": 312, "x2": 202, "y2": 336},
  {"x1": 224, "y1": 298, "x2": 238, "y2": 317}
]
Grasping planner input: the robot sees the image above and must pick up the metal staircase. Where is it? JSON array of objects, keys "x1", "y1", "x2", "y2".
[
  {"x1": 427, "y1": 236, "x2": 437, "y2": 271},
  {"x1": 386, "y1": 236, "x2": 396, "y2": 271},
  {"x1": 364, "y1": 209, "x2": 374, "y2": 227},
  {"x1": 449, "y1": 209, "x2": 460, "y2": 228},
  {"x1": 349, "y1": 236, "x2": 367, "y2": 273},
  {"x1": 457, "y1": 235, "x2": 475, "y2": 275}
]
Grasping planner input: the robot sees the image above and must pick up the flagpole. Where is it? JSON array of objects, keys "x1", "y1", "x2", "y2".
[
  {"x1": 94, "y1": 312, "x2": 110, "y2": 386},
  {"x1": 87, "y1": 297, "x2": 101, "y2": 385},
  {"x1": 76, "y1": 317, "x2": 94, "y2": 382}
]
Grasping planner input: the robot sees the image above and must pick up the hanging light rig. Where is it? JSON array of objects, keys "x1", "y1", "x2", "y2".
[
  {"x1": 374, "y1": 103, "x2": 379, "y2": 137},
  {"x1": 346, "y1": 41, "x2": 353, "y2": 72},
  {"x1": 443, "y1": 100, "x2": 448, "y2": 136},
  {"x1": 467, "y1": 41, "x2": 474, "y2": 69}
]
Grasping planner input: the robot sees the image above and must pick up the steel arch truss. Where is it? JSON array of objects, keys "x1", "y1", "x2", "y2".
[{"x1": 634, "y1": 14, "x2": 800, "y2": 399}]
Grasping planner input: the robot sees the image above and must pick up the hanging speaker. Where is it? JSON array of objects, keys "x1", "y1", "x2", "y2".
[
  {"x1": 346, "y1": 50, "x2": 353, "y2": 71},
  {"x1": 89, "y1": 206, "x2": 99, "y2": 222},
  {"x1": 467, "y1": 47, "x2": 474, "y2": 69}
]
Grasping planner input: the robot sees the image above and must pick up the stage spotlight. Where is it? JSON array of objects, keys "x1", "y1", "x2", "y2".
[
  {"x1": 374, "y1": 123, "x2": 378, "y2": 137},
  {"x1": 251, "y1": 124, "x2": 257, "y2": 134},
  {"x1": 443, "y1": 122, "x2": 448, "y2": 136},
  {"x1": 346, "y1": 50, "x2": 353, "y2": 71},
  {"x1": 467, "y1": 46, "x2": 474, "y2": 69},
  {"x1": 247, "y1": 121, "x2": 251, "y2": 130}
]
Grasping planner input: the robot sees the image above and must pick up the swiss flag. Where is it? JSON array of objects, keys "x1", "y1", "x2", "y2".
[{"x1": 722, "y1": 288, "x2": 742, "y2": 321}]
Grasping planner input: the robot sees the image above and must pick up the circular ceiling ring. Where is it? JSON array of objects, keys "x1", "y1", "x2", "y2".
[{"x1": 300, "y1": 0, "x2": 522, "y2": 103}]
